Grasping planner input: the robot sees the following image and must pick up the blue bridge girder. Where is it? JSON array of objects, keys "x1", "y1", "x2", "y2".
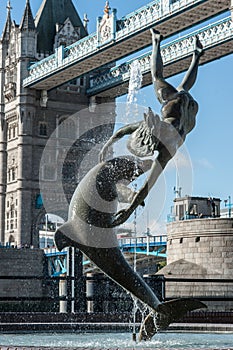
[
  {"x1": 87, "y1": 16, "x2": 233, "y2": 98},
  {"x1": 122, "y1": 247, "x2": 166, "y2": 258},
  {"x1": 118, "y1": 236, "x2": 166, "y2": 248},
  {"x1": 23, "y1": 0, "x2": 230, "y2": 91},
  {"x1": 44, "y1": 235, "x2": 167, "y2": 276},
  {"x1": 46, "y1": 250, "x2": 67, "y2": 277}
]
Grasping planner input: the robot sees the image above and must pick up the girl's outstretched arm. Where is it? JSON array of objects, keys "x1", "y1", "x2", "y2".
[
  {"x1": 99, "y1": 122, "x2": 140, "y2": 162},
  {"x1": 177, "y1": 35, "x2": 203, "y2": 92}
]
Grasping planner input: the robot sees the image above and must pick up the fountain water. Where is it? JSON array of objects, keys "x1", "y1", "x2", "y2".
[
  {"x1": 1, "y1": 332, "x2": 233, "y2": 349},
  {"x1": 127, "y1": 59, "x2": 143, "y2": 104},
  {"x1": 125, "y1": 57, "x2": 164, "y2": 342},
  {"x1": 126, "y1": 63, "x2": 147, "y2": 342}
]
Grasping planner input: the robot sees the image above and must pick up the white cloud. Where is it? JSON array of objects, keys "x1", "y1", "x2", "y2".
[{"x1": 195, "y1": 157, "x2": 214, "y2": 169}]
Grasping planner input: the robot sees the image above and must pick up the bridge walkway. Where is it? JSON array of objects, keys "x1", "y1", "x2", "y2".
[{"x1": 23, "y1": 0, "x2": 230, "y2": 90}]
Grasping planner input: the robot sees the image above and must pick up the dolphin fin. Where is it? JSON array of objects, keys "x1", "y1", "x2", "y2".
[
  {"x1": 139, "y1": 298, "x2": 207, "y2": 341},
  {"x1": 54, "y1": 223, "x2": 75, "y2": 251}
]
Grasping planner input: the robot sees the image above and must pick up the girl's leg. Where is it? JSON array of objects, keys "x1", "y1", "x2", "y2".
[
  {"x1": 150, "y1": 29, "x2": 177, "y2": 104},
  {"x1": 177, "y1": 35, "x2": 203, "y2": 92}
]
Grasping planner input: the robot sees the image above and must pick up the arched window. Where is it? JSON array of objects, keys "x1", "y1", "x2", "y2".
[
  {"x1": 6, "y1": 212, "x2": 9, "y2": 230},
  {"x1": 15, "y1": 210, "x2": 17, "y2": 229},
  {"x1": 8, "y1": 234, "x2": 15, "y2": 244},
  {"x1": 12, "y1": 167, "x2": 16, "y2": 181},
  {"x1": 8, "y1": 122, "x2": 18, "y2": 140},
  {"x1": 8, "y1": 167, "x2": 17, "y2": 182},
  {"x1": 39, "y1": 122, "x2": 48, "y2": 136}
]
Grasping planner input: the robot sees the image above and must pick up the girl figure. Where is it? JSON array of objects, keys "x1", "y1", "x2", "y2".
[{"x1": 99, "y1": 29, "x2": 203, "y2": 227}]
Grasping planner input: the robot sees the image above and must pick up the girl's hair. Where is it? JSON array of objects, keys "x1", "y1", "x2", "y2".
[{"x1": 127, "y1": 109, "x2": 160, "y2": 157}]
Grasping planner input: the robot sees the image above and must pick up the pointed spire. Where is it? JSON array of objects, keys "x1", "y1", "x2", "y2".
[
  {"x1": 6, "y1": 0, "x2": 12, "y2": 13},
  {"x1": 1, "y1": 0, "x2": 12, "y2": 40},
  {"x1": 19, "y1": 0, "x2": 35, "y2": 31},
  {"x1": 35, "y1": 0, "x2": 87, "y2": 54}
]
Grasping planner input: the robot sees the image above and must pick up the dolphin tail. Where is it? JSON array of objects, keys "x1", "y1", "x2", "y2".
[
  {"x1": 139, "y1": 298, "x2": 207, "y2": 341},
  {"x1": 54, "y1": 228, "x2": 207, "y2": 343}
]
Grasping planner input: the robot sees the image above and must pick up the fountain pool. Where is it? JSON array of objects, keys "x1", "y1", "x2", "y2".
[{"x1": 0, "y1": 331, "x2": 233, "y2": 349}]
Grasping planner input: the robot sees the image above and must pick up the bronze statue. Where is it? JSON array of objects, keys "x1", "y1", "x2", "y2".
[{"x1": 55, "y1": 29, "x2": 206, "y2": 341}]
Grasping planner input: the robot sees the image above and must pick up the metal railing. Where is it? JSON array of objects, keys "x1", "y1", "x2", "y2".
[{"x1": 1, "y1": 274, "x2": 233, "y2": 313}]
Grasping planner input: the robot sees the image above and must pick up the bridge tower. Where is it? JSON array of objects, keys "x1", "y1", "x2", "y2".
[{"x1": 0, "y1": 0, "x2": 115, "y2": 247}]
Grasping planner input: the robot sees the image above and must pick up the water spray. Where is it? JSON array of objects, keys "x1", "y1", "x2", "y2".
[{"x1": 132, "y1": 183, "x2": 137, "y2": 342}]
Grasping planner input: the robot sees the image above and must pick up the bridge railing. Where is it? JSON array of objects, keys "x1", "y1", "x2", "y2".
[
  {"x1": 87, "y1": 16, "x2": 233, "y2": 95},
  {"x1": 44, "y1": 246, "x2": 68, "y2": 256},
  {"x1": 43, "y1": 235, "x2": 167, "y2": 256},
  {"x1": 1, "y1": 274, "x2": 233, "y2": 314},
  {"x1": 115, "y1": 0, "x2": 205, "y2": 40},
  {"x1": 25, "y1": 33, "x2": 98, "y2": 85},
  {"x1": 27, "y1": 54, "x2": 56, "y2": 80},
  {"x1": 118, "y1": 235, "x2": 167, "y2": 248},
  {"x1": 116, "y1": 0, "x2": 160, "y2": 39},
  {"x1": 64, "y1": 33, "x2": 98, "y2": 65}
]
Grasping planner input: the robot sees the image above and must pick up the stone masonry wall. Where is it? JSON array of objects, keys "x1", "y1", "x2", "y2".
[
  {"x1": 167, "y1": 218, "x2": 233, "y2": 275},
  {"x1": 161, "y1": 218, "x2": 233, "y2": 311},
  {"x1": 0, "y1": 248, "x2": 46, "y2": 301}
]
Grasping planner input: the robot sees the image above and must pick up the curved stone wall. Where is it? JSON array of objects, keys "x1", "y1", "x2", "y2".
[
  {"x1": 160, "y1": 218, "x2": 233, "y2": 311},
  {"x1": 167, "y1": 218, "x2": 233, "y2": 276}
]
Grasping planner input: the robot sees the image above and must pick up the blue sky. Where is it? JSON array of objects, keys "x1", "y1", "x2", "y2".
[{"x1": 0, "y1": 0, "x2": 232, "y2": 233}]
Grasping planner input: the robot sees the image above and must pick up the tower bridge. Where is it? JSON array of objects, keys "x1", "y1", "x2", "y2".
[
  {"x1": 23, "y1": 0, "x2": 230, "y2": 91},
  {"x1": 45, "y1": 235, "x2": 167, "y2": 276},
  {"x1": 87, "y1": 16, "x2": 233, "y2": 98}
]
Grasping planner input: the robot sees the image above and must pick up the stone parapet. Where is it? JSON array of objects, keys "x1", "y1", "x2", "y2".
[
  {"x1": 160, "y1": 218, "x2": 233, "y2": 311},
  {"x1": 0, "y1": 248, "x2": 46, "y2": 302},
  {"x1": 167, "y1": 218, "x2": 233, "y2": 277}
]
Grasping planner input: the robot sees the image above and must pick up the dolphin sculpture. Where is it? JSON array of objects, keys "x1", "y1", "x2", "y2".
[{"x1": 54, "y1": 156, "x2": 206, "y2": 340}]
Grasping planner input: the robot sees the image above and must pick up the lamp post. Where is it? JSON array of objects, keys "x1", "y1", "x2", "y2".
[
  {"x1": 132, "y1": 183, "x2": 137, "y2": 342},
  {"x1": 224, "y1": 196, "x2": 232, "y2": 218},
  {"x1": 45, "y1": 213, "x2": 48, "y2": 248}
]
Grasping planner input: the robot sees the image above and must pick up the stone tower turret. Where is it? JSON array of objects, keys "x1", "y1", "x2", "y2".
[
  {"x1": 0, "y1": 0, "x2": 115, "y2": 248},
  {"x1": 0, "y1": 1, "x2": 12, "y2": 243},
  {"x1": 14, "y1": 0, "x2": 37, "y2": 246}
]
